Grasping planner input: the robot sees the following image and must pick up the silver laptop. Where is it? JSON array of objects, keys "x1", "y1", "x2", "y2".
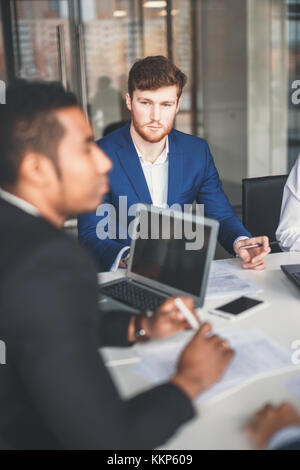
[{"x1": 99, "y1": 204, "x2": 219, "y2": 313}]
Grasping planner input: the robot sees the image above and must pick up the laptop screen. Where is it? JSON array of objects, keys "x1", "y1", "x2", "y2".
[{"x1": 130, "y1": 211, "x2": 212, "y2": 296}]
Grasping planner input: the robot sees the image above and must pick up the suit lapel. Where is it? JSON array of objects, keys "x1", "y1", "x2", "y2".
[
  {"x1": 167, "y1": 130, "x2": 183, "y2": 206},
  {"x1": 115, "y1": 124, "x2": 152, "y2": 204}
]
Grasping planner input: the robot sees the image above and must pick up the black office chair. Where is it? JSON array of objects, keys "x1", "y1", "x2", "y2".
[
  {"x1": 242, "y1": 175, "x2": 288, "y2": 253},
  {"x1": 103, "y1": 120, "x2": 128, "y2": 137}
]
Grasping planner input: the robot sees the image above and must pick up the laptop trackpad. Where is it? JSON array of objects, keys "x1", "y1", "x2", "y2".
[{"x1": 98, "y1": 296, "x2": 140, "y2": 314}]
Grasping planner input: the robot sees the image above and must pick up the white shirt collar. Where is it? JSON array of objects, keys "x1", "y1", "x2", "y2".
[
  {"x1": 134, "y1": 136, "x2": 169, "y2": 165},
  {"x1": 0, "y1": 188, "x2": 39, "y2": 217}
]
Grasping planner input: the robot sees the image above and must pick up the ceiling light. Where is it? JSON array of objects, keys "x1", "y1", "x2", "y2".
[
  {"x1": 113, "y1": 10, "x2": 127, "y2": 17},
  {"x1": 144, "y1": 1, "x2": 167, "y2": 8},
  {"x1": 158, "y1": 8, "x2": 180, "y2": 16}
]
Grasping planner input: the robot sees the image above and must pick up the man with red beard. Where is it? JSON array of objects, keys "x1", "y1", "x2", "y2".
[{"x1": 78, "y1": 56, "x2": 270, "y2": 272}]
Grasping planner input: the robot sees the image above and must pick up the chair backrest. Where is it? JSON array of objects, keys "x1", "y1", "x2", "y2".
[
  {"x1": 242, "y1": 175, "x2": 288, "y2": 253},
  {"x1": 103, "y1": 120, "x2": 127, "y2": 136}
]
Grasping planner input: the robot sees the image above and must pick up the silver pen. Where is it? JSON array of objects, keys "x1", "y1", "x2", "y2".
[{"x1": 239, "y1": 241, "x2": 279, "y2": 250}]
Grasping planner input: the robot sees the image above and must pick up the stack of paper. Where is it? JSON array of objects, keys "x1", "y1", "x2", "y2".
[
  {"x1": 133, "y1": 328, "x2": 298, "y2": 404},
  {"x1": 206, "y1": 259, "x2": 261, "y2": 299}
]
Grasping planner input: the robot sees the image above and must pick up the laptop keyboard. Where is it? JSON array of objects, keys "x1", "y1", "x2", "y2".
[
  {"x1": 291, "y1": 272, "x2": 300, "y2": 284},
  {"x1": 100, "y1": 281, "x2": 167, "y2": 311}
]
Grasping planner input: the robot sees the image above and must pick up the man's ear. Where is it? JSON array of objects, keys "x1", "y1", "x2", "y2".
[
  {"x1": 20, "y1": 152, "x2": 56, "y2": 187},
  {"x1": 125, "y1": 93, "x2": 132, "y2": 112}
]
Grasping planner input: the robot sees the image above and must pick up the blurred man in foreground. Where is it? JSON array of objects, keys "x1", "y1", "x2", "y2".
[{"x1": 0, "y1": 81, "x2": 233, "y2": 450}]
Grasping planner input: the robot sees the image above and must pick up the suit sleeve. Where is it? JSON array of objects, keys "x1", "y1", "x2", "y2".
[
  {"x1": 277, "y1": 440, "x2": 300, "y2": 450},
  {"x1": 2, "y1": 240, "x2": 195, "y2": 449},
  {"x1": 97, "y1": 308, "x2": 133, "y2": 347},
  {"x1": 78, "y1": 191, "x2": 129, "y2": 271},
  {"x1": 196, "y1": 142, "x2": 251, "y2": 253},
  {"x1": 268, "y1": 425, "x2": 300, "y2": 450}
]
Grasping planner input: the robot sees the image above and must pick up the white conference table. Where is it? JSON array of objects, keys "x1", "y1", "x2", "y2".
[{"x1": 98, "y1": 252, "x2": 300, "y2": 450}]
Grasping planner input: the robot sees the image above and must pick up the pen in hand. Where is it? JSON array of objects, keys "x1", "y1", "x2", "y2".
[
  {"x1": 239, "y1": 243, "x2": 263, "y2": 250},
  {"x1": 238, "y1": 241, "x2": 280, "y2": 250},
  {"x1": 174, "y1": 298, "x2": 200, "y2": 330}
]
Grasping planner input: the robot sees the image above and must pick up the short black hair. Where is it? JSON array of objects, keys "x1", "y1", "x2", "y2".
[{"x1": 0, "y1": 80, "x2": 78, "y2": 185}]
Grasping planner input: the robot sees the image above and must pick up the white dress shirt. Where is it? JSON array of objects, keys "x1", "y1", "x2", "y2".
[
  {"x1": 276, "y1": 155, "x2": 300, "y2": 251},
  {"x1": 135, "y1": 137, "x2": 169, "y2": 209},
  {"x1": 110, "y1": 138, "x2": 169, "y2": 271},
  {"x1": 0, "y1": 188, "x2": 39, "y2": 217}
]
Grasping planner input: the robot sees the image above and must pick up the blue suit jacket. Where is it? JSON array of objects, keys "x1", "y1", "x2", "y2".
[{"x1": 78, "y1": 122, "x2": 251, "y2": 271}]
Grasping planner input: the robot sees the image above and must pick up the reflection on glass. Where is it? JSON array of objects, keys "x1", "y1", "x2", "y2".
[
  {"x1": 82, "y1": 0, "x2": 140, "y2": 139},
  {"x1": 13, "y1": 0, "x2": 71, "y2": 82},
  {"x1": 0, "y1": 9, "x2": 5, "y2": 81},
  {"x1": 171, "y1": 0, "x2": 192, "y2": 134},
  {"x1": 91, "y1": 76, "x2": 125, "y2": 138},
  {"x1": 143, "y1": 0, "x2": 167, "y2": 57},
  {"x1": 287, "y1": 0, "x2": 300, "y2": 170},
  {"x1": 82, "y1": 0, "x2": 171, "y2": 139},
  {"x1": 3, "y1": 0, "x2": 298, "y2": 191},
  {"x1": 131, "y1": 212, "x2": 211, "y2": 296}
]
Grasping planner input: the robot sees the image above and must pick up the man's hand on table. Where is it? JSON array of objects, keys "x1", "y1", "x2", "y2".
[
  {"x1": 234, "y1": 236, "x2": 271, "y2": 271},
  {"x1": 128, "y1": 296, "x2": 200, "y2": 342},
  {"x1": 171, "y1": 322, "x2": 234, "y2": 400},
  {"x1": 245, "y1": 402, "x2": 300, "y2": 449}
]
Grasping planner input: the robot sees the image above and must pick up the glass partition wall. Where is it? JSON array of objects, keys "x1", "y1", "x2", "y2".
[
  {"x1": 288, "y1": 0, "x2": 300, "y2": 169},
  {"x1": 9, "y1": 0, "x2": 71, "y2": 82},
  {"x1": 0, "y1": 7, "x2": 5, "y2": 81},
  {"x1": 2, "y1": 0, "x2": 300, "y2": 207}
]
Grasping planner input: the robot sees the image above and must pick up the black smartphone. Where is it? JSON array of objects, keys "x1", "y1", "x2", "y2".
[{"x1": 209, "y1": 296, "x2": 266, "y2": 320}]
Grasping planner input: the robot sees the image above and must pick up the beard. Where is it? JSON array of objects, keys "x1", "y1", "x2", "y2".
[{"x1": 131, "y1": 116, "x2": 175, "y2": 143}]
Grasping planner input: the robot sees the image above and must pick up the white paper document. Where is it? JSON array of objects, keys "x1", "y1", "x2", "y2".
[
  {"x1": 285, "y1": 376, "x2": 300, "y2": 398},
  {"x1": 133, "y1": 328, "x2": 297, "y2": 404},
  {"x1": 206, "y1": 259, "x2": 261, "y2": 299}
]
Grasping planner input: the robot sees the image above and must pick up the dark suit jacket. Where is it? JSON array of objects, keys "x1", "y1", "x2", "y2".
[
  {"x1": 0, "y1": 199, "x2": 194, "y2": 449},
  {"x1": 277, "y1": 439, "x2": 300, "y2": 450},
  {"x1": 78, "y1": 122, "x2": 251, "y2": 270}
]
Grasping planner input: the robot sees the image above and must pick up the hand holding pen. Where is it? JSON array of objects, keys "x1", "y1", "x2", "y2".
[
  {"x1": 234, "y1": 236, "x2": 271, "y2": 271},
  {"x1": 140, "y1": 296, "x2": 200, "y2": 340},
  {"x1": 238, "y1": 241, "x2": 279, "y2": 250}
]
